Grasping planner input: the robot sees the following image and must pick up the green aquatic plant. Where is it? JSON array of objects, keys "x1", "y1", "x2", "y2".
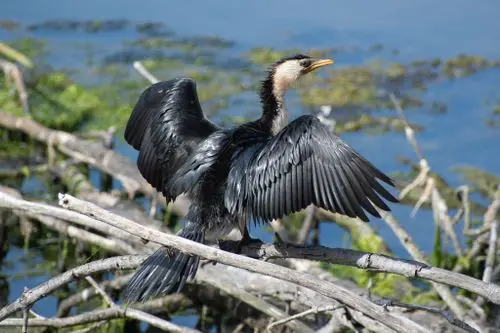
[{"x1": 6, "y1": 38, "x2": 47, "y2": 60}]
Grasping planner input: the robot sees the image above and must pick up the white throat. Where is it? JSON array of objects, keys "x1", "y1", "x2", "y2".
[{"x1": 269, "y1": 60, "x2": 302, "y2": 135}]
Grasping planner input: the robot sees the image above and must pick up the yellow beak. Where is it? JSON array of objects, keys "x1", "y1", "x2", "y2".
[{"x1": 304, "y1": 58, "x2": 334, "y2": 73}]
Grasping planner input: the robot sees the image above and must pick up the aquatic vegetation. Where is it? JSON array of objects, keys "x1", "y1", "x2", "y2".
[
  {"x1": 6, "y1": 38, "x2": 47, "y2": 61},
  {"x1": 0, "y1": 20, "x2": 19, "y2": 31},
  {"x1": 442, "y1": 54, "x2": 498, "y2": 78},
  {"x1": 27, "y1": 19, "x2": 130, "y2": 33}
]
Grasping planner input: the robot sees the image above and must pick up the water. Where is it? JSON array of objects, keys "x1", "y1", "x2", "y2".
[{"x1": 2, "y1": 0, "x2": 500, "y2": 328}]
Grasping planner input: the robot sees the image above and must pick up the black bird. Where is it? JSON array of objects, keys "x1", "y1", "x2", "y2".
[{"x1": 123, "y1": 54, "x2": 398, "y2": 302}]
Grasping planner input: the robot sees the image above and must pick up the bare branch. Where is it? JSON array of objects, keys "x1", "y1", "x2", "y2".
[
  {"x1": 266, "y1": 305, "x2": 343, "y2": 332},
  {"x1": 372, "y1": 298, "x2": 479, "y2": 333},
  {"x1": 297, "y1": 205, "x2": 316, "y2": 244},
  {"x1": 133, "y1": 61, "x2": 160, "y2": 84},
  {"x1": 199, "y1": 268, "x2": 314, "y2": 333},
  {"x1": 85, "y1": 276, "x2": 115, "y2": 307},
  {"x1": 388, "y1": 93, "x2": 469, "y2": 318},
  {"x1": 0, "y1": 59, "x2": 30, "y2": 115},
  {"x1": 483, "y1": 219, "x2": 499, "y2": 284},
  {"x1": 1, "y1": 190, "x2": 498, "y2": 306},
  {"x1": 56, "y1": 193, "x2": 430, "y2": 333},
  {"x1": 69, "y1": 321, "x2": 107, "y2": 333},
  {"x1": 1, "y1": 307, "x2": 200, "y2": 333},
  {"x1": 0, "y1": 109, "x2": 190, "y2": 217},
  {"x1": 0, "y1": 255, "x2": 143, "y2": 321},
  {"x1": 0, "y1": 187, "x2": 142, "y2": 246}
]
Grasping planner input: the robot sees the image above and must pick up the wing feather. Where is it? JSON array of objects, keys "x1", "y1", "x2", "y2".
[
  {"x1": 124, "y1": 78, "x2": 219, "y2": 200},
  {"x1": 225, "y1": 115, "x2": 397, "y2": 223}
]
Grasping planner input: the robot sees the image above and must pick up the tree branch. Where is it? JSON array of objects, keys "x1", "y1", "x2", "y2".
[
  {"x1": 54, "y1": 193, "x2": 431, "y2": 332},
  {"x1": 1, "y1": 191, "x2": 498, "y2": 306},
  {"x1": 266, "y1": 305, "x2": 343, "y2": 332},
  {"x1": 372, "y1": 298, "x2": 479, "y2": 333},
  {"x1": 0, "y1": 307, "x2": 200, "y2": 333},
  {"x1": 0, "y1": 109, "x2": 191, "y2": 217}
]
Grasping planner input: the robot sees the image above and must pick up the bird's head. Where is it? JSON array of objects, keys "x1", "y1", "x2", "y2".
[{"x1": 270, "y1": 54, "x2": 334, "y2": 93}]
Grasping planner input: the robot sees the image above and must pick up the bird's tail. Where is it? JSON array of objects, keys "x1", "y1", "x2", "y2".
[{"x1": 123, "y1": 228, "x2": 204, "y2": 303}]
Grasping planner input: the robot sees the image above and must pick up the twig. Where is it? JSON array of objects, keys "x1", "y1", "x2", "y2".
[
  {"x1": 483, "y1": 186, "x2": 500, "y2": 229},
  {"x1": 85, "y1": 274, "x2": 192, "y2": 333},
  {"x1": 266, "y1": 305, "x2": 343, "y2": 332},
  {"x1": 378, "y1": 210, "x2": 468, "y2": 317},
  {"x1": 476, "y1": 219, "x2": 499, "y2": 306},
  {"x1": 0, "y1": 59, "x2": 30, "y2": 115},
  {"x1": 388, "y1": 93, "x2": 467, "y2": 317},
  {"x1": 22, "y1": 307, "x2": 28, "y2": 333},
  {"x1": 1, "y1": 307, "x2": 200, "y2": 333},
  {"x1": 133, "y1": 61, "x2": 160, "y2": 84},
  {"x1": 85, "y1": 276, "x2": 115, "y2": 306},
  {"x1": 0, "y1": 188, "x2": 142, "y2": 247},
  {"x1": 0, "y1": 256, "x2": 144, "y2": 321},
  {"x1": 69, "y1": 321, "x2": 107, "y2": 333},
  {"x1": 483, "y1": 219, "x2": 498, "y2": 284},
  {"x1": 28, "y1": 309, "x2": 45, "y2": 319},
  {"x1": 57, "y1": 275, "x2": 131, "y2": 317},
  {"x1": 199, "y1": 269, "x2": 314, "y2": 333},
  {"x1": 56, "y1": 193, "x2": 430, "y2": 333},
  {"x1": 456, "y1": 295, "x2": 486, "y2": 321},
  {"x1": 456, "y1": 186, "x2": 473, "y2": 235},
  {"x1": 372, "y1": 298, "x2": 479, "y2": 333},
  {"x1": 297, "y1": 205, "x2": 316, "y2": 244},
  {"x1": 431, "y1": 185, "x2": 464, "y2": 257},
  {"x1": 0, "y1": 42, "x2": 33, "y2": 68}
]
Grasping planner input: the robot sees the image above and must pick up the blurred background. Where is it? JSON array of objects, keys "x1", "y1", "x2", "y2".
[{"x1": 1, "y1": 0, "x2": 500, "y2": 332}]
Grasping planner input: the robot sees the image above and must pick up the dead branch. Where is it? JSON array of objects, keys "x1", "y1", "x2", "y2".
[
  {"x1": 388, "y1": 93, "x2": 471, "y2": 319},
  {"x1": 0, "y1": 186, "x2": 141, "y2": 247},
  {"x1": 0, "y1": 109, "x2": 191, "y2": 217},
  {"x1": 55, "y1": 193, "x2": 431, "y2": 333},
  {"x1": 483, "y1": 219, "x2": 498, "y2": 284},
  {"x1": 297, "y1": 205, "x2": 316, "y2": 244},
  {"x1": 0, "y1": 255, "x2": 143, "y2": 322},
  {"x1": 1, "y1": 191, "x2": 498, "y2": 305},
  {"x1": 199, "y1": 267, "x2": 314, "y2": 333},
  {"x1": 1, "y1": 307, "x2": 200, "y2": 333},
  {"x1": 133, "y1": 61, "x2": 159, "y2": 84},
  {"x1": 372, "y1": 298, "x2": 478, "y2": 333},
  {"x1": 266, "y1": 305, "x2": 343, "y2": 332},
  {"x1": 56, "y1": 275, "x2": 131, "y2": 317},
  {"x1": 0, "y1": 59, "x2": 30, "y2": 115}
]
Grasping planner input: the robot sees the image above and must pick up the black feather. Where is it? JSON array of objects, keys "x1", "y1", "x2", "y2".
[{"x1": 225, "y1": 115, "x2": 398, "y2": 223}]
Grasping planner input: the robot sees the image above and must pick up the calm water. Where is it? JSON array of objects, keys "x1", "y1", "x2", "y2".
[{"x1": 2, "y1": 0, "x2": 500, "y2": 325}]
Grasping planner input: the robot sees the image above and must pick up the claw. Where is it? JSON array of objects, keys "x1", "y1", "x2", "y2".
[{"x1": 219, "y1": 228, "x2": 262, "y2": 254}]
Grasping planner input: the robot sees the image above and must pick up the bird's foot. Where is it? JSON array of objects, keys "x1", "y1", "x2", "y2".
[{"x1": 219, "y1": 235, "x2": 263, "y2": 254}]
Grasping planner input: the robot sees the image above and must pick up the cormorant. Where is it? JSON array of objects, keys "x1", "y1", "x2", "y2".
[{"x1": 123, "y1": 54, "x2": 398, "y2": 302}]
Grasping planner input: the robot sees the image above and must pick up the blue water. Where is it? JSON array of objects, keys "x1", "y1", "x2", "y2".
[{"x1": 2, "y1": 0, "x2": 500, "y2": 328}]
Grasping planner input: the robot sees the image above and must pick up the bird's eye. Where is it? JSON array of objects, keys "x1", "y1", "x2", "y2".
[{"x1": 300, "y1": 59, "x2": 312, "y2": 68}]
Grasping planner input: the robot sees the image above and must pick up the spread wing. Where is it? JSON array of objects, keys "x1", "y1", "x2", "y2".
[
  {"x1": 225, "y1": 115, "x2": 398, "y2": 222},
  {"x1": 125, "y1": 77, "x2": 220, "y2": 201}
]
